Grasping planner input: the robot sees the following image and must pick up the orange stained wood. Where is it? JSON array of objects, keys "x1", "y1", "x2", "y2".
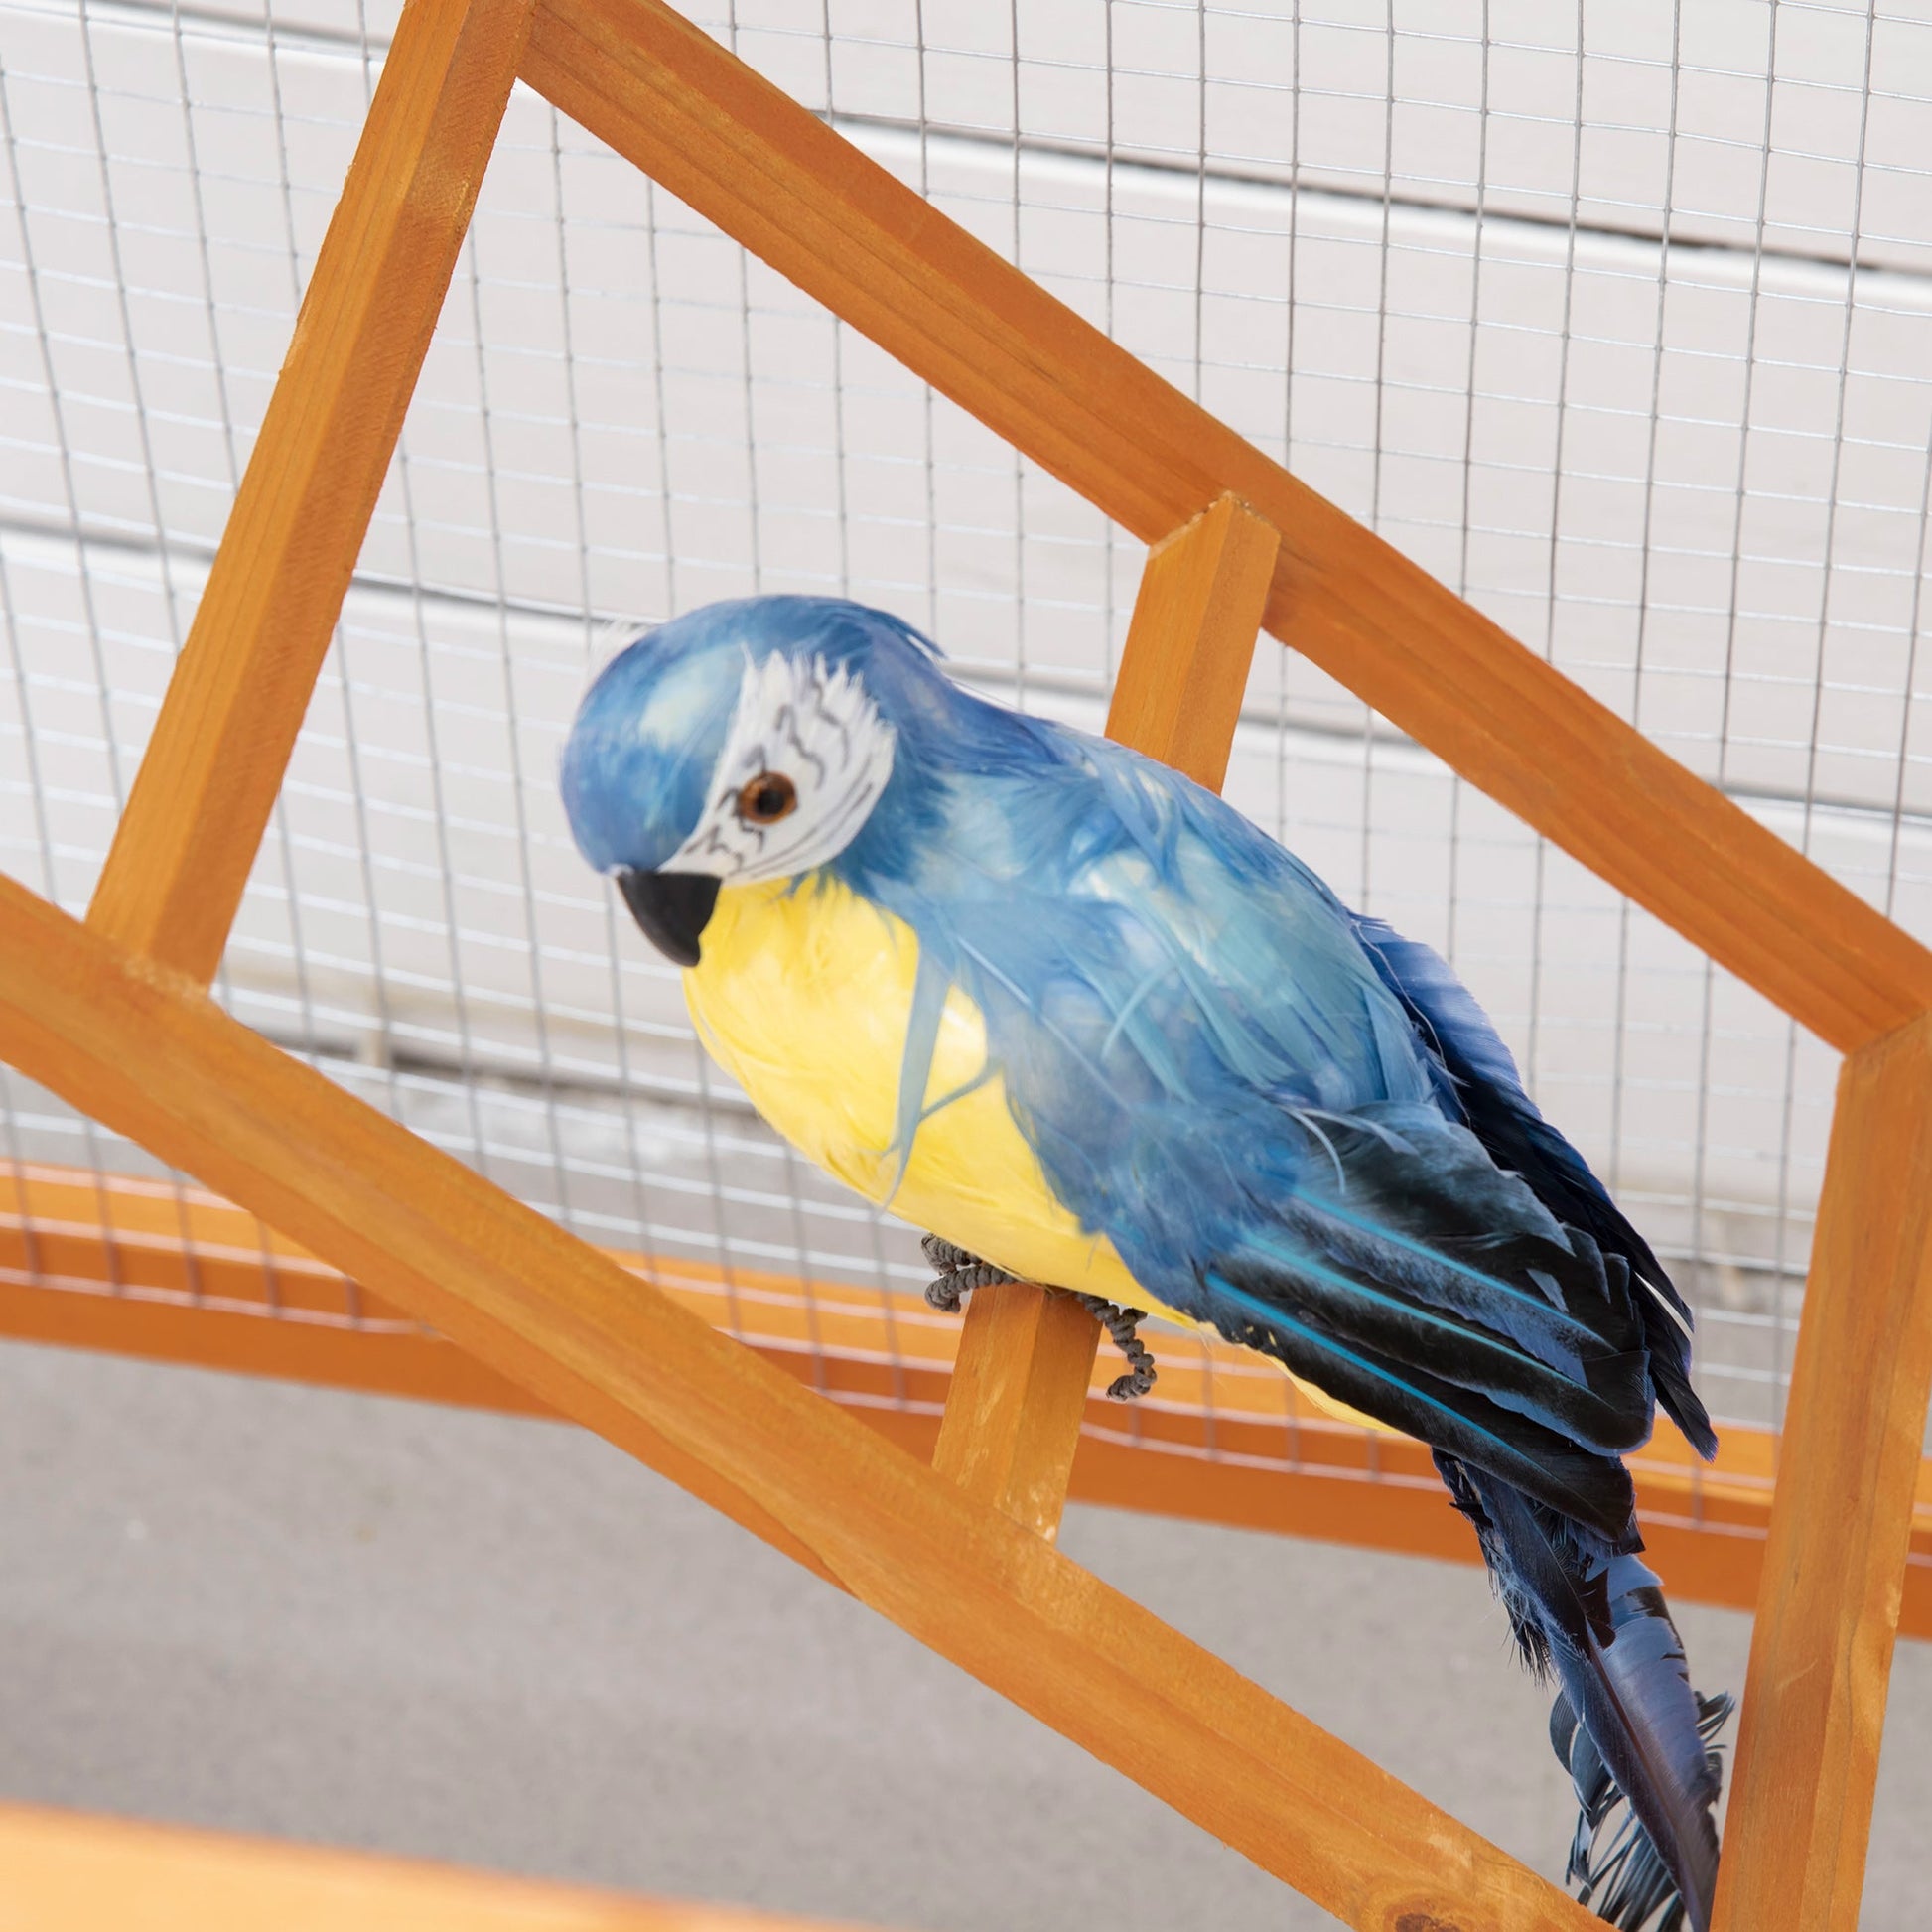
[
  {"x1": 84, "y1": 0, "x2": 534, "y2": 986},
  {"x1": 0, "y1": 1802, "x2": 871, "y2": 1932},
  {"x1": 516, "y1": 0, "x2": 1932, "y2": 1054},
  {"x1": 929, "y1": 1279, "x2": 1101, "y2": 1539},
  {"x1": 928, "y1": 493, "x2": 1278, "y2": 1538},
  {"x1": 9, "y1": 1159, "x2": 1932, "y2": 1629},
  {"x1": 1711, "y1": 1012, "x2": 1932, "y2": 1932},
  {"x1": 0, "y1": 878, "x2": 1600, "y2": 1932},
  {"x1": 1105, "y1": 493, "x2": 1283, "y2": 791}
]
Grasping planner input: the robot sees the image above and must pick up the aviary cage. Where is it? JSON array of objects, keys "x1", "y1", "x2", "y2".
[{"x1": 2, "y1": 0, "x2": 1930, "y2": 1925}]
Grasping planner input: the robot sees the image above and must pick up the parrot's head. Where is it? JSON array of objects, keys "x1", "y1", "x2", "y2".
[{"x1": 561, "y1": 596, "x2": 943, "y2": 967}]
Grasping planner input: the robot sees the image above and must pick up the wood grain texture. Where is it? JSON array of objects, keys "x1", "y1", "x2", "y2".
[
  {"x1": 1105, "y1": 494, "x2": 1282, "y2": 791},
  {"x1": 929, "y1": 493, "x2": 1275, "y2": 1536},
  {"x1": 0, "y1": 875, "x2": 1598, "y2": 1932},
  {"x1": 930, "y1": 1283, "x2": 1101, "y2": 1538},
  {"x1": 519, "y1": 0, "x2": 1932, "y2": 1052},
  {"x1": 85, "y1": 0, "x2": 532, "y2": 985},
  {"x1": 1711, "y1": 1012, "x2": 1932, "y2": 1932},
  {"x1": 0, "y1": 1802, "x2": 869, "y2": 1932}
]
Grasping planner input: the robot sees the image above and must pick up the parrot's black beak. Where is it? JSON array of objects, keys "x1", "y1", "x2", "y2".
[{"x1": 616, "y1": 868, "x2": 720, "y2": 968}]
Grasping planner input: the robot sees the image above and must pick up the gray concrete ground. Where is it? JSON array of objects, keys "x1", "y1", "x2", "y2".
[{"x1": 1, "y1": 1339, "x2": 1927, "y2": 1928}]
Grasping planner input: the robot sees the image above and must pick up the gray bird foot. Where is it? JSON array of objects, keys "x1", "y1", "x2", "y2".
[
  {"x1": 920, "y1": 1235, "x2": 1158, "y2": 1401},
  {"x1": 920, "y1": 1234, "x2": 1016, "y2": 1312},
  {"x1": 1069, "y1": 1292, "x2": 1159, "y2": 1402}
]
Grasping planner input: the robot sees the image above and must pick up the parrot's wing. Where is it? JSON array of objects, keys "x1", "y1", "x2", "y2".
[
  {"x1": 884, "y1": 726, "x2": 1657, "y2": 1541},
  {"x1": 1190, "y1": 1099, "x2": 1651, "y2": 1543},
  {"x1": 1347, "y1": 913, "x2": 1715, "y2": 1459}
]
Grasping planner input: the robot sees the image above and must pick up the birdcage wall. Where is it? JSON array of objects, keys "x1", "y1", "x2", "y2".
[{"x1": 5, "y1": 0, "x2": 1929, "y2": 1443}]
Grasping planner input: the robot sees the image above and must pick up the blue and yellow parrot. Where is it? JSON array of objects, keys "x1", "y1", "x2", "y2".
[{"x1": 560, "y1": 595, "x2": 1730, "y2": 1930}]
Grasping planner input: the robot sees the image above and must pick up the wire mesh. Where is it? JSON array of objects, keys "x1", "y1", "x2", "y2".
[{"x1": 2, "y1": 0, "x2": 1928, "y2": 1481}]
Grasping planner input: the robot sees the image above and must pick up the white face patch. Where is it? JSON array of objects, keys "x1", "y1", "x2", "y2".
[{"x1": 660, "y1": 650, "x2": 897, "y2": 884}]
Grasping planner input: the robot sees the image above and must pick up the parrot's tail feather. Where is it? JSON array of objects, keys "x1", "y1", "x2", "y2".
[
  {"x1": 1437, "y1": 1454, "x2": 1727, "y2": 1932},
  {"x1": 1554, "y1": 1688, "x2": 1734, "y2": 1932}
]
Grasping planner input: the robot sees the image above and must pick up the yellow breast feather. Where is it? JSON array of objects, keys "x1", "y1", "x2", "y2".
[
  {"x1": 683, "y1": 874, "x2": 1393, "y2": 1435},
  {"x1": 683, "y1": 875, "x2": 1143, "y2": 1305}
]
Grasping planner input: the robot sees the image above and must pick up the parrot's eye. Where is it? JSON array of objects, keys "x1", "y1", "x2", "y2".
[{"x1": 737, "y1": 771, "x2": 798, "y2": 824}]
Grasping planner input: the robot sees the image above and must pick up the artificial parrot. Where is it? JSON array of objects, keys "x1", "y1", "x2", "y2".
[{"x1": 560, "y1": 594, "x2": 1730, "y2": 1930}]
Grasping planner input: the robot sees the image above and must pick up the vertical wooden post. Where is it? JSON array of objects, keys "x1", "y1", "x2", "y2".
[
  {"x1": 929, "y1": 1287, "x2": 1105, "y2": 1541},
  {"x1": 1711, "y1": 1011, "x2": 1932, "y2": 1931},
  {"x1": 85, "y1": 0, "x2": 532, "y2": 986},
  {"x1": 930, "y1": 495, "x2": 1281, "y2": 1538},
  {"x1": 1102, "y1": 492, "x2": 1284, "y2": 790}
]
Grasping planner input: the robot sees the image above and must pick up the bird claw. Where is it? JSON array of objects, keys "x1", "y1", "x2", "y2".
[
  {"x1": 1069, "y1": 1292, "x2": 1159, "y2": 1401},
  {"x1": 920, "y1": 1235, "x2": 1158, "y2": 1400},
  {"x1": 920, "y1": 1233, "x2": 1016, "y2": 1312}
]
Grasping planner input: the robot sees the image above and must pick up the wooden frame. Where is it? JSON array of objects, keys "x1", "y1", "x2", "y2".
[{"x1": 2, "y1": 0, "x2": 1929, "y2": 1923}]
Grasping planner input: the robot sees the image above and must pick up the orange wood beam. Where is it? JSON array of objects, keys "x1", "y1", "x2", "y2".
[
  {"x1": 0, "y1": 1803, "x2": 872, "y2": 1932},
  {"x1": 85, "y1": 0, "x2": 533, "y2": 986},
  {"x1": 517, "y1": 0, "x2": 1932, "y2": 1054},
  {"x1": 1712, "y1": 1013, "x2": 1932, "y2": 1932},
  {"x1": 0, "y1": 876, "x2": 1598, "y2": 1932},
  {"x1": 930, "y1": 495, "x2": 1278, "y2": 1539}
]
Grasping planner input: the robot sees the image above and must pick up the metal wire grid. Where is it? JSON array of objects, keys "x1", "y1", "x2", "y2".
[{"x1": 2, "y1": 0, "x2": 1926, "y2": 1451}]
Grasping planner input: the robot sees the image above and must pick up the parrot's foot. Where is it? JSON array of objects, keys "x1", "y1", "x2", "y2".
[
  {"x1": 920, "y1": 1234, "x2": 1017, "y2": 1312},
  {"x1": 919, "y1": 1236, "x2": 1158, "y2": 1402},
  {"x1": 1069, "y1": 1293, "x2": 1159, "y2": 1402}
]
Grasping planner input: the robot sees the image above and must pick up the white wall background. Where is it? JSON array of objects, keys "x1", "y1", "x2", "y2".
[{"x1": 6, "y1": 0, "x2": 1932, "y2": 1436}]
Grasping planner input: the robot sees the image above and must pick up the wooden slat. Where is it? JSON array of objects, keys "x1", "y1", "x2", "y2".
[
  {"x1": 517, "y1": 0, "x2": 1932, "y2": 1053},
  {"x1": 930, "y1": 1282, "x2": 1100, "y2": 1538},
  {"x1": 1105, "y1": 493, "x2": 1283, "y2": 791},
  {"x1": 0, "y1": 876, "x2": 1597, "y2": 1932},
  {"x1": 1711, "y1": 1012, "x2": 1932, "y2": 1932},
  {"x1": 0, "y1": 1803, "x2": 869, "y2": 1932},
  {"x1": 927, "y1": 495, "x2": 1278, "y2": 1538},
  {"x1": 85, "y1": 0, "x2": 533, "y2": 986}
]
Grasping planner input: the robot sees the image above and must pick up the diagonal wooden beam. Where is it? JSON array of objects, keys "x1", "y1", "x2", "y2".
[
  {"x1": 1711, "y1": 1012, "x2": 1932, "y2": 1932},
  {"x1": 517, "y1": 0, "x2": 1932, "y2": 1054},
  {"x1": 0, "y1": 874, "x2": 1597, "y2": 1932},
  {"x1": 931, "y1": 495, "x2": 1279, "y2": 1540},
  {"x1": 85, "y1": 0, "x2": 533, "y2": 986}
]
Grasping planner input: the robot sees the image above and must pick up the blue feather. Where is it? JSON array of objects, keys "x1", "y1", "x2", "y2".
[
  {"x1": 882, "y1": 945, "x2": 953, "y2": 1202},
  {"x1": 1350, "y1": 916, "x2": 1716, "y2": 1461}
]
